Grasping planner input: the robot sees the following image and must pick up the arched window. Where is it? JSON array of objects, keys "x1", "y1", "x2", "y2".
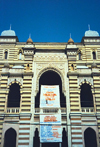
[
  {"x1": 4, "y1": 128, "x2": 17, "y2": 147},
  {"x1": 92, "y1": 51, "x2": 96, "y2": 59},
  {"x1": 19, "y1": 50, "x2": 22, "y2": 60},
  {"x1": 4, "y1": 51, "x2": 8, "y2": 59},
  {"x1": 78, "y1": 52, "x2": 82, "y2": 60},
  {"x1": 8, "y1": 83, "x2": 20, "y2": 107},
  {"x1": 26, "y1": 64, "x2": 30, "y2": 71},
  {"x1": 71, "y1": 64, "x2": 74, "y2": 71},
  {"x1": 84, "y1": 128, "x2": 97, "y2": 147},
  {"x1": 80, "y1": 83, "x2": 93, "y2": 107}
]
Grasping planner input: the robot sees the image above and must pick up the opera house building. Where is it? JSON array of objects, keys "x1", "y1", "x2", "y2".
[{"x1": 0, "y1": 27, "x2": 100, "y2": 147}]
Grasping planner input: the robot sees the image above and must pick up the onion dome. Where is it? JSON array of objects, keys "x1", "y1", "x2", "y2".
[
  {"x1": 26, "y1": 37, "x2": 33, "y2": 44},
  {"x1": 91, "y1": 62, "x2": 97, "y2": 68},
  {"x1": 85, "y1": 25, "x2": 99, "y2": 37},
  {"x1": 85, "y1": 30, "x2": 99, "y2": 37},
  {"x1": 1, "y1": 26, "x2": 16, "y2": 36},
  {"x1": 68, "y1": 38, "x2": 74, "y2": 45}
]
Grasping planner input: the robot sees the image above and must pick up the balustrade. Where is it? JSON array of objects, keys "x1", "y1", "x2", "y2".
[
  {"x1": 6, "y1": 108, "x2": 20, "y2": 113},
  {"x1": 81, "y1": 107, "x2": 94, "y2": 113},
  {"x1": 35, "y1": 108, "x2": 66, "y2": 114}
]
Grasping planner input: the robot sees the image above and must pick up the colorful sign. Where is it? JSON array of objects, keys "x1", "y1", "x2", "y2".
[
  {"x1": 40, "y1": 115, "x2": 62, "y2": 143},
  {"x1": 40, "y1": 85, "x2": 60, "y2": 108}
]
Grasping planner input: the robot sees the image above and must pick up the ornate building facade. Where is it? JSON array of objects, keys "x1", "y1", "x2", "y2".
[{"x1": 0, "y1": 28, "x2": 100, "y2": 147}]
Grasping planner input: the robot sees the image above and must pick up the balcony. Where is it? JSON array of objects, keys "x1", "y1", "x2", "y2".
[
  {"x1": 81, "y1": 107, "x2": 94, "y2": 113},
  {"x1": 35, "y1": 108, "x2": 66, "y2": 115},
  {"x1": 6, "y1": 107, "x2": 20, "y2": 114}
]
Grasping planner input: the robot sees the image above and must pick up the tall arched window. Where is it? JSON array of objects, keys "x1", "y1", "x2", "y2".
[
  {"x1": 80, "y1": 83, "x2": 93, "y2": 107},
  {"x1": 84, "y1": 128, "x2": 97, "y2": 147},
  {"x1": 92, "y1": 51, "x2": 96, "y2": 59},
  {"x1": 8, "y1": 83, "x2": 20, "y2": 107},
  {"x1": 4, "y1": 128, "x2": 17, "y2": 147},
  {"x1": 4, "y1": 51, "x2": 8, "y2": 59}
]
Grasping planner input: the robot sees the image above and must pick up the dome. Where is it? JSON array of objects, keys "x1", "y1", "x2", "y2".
[
  {"x1": 26, "y1": 37, "x2": 33, "y2": 44},
  {"x1": 1, "y1": 29, "x2": 16, "y2": 36},
  {"x1": 85, "y1": 30, "x2": 99, "y2": 37},
  {"x1": 68, "y1": 38, "x2": 74, "y2": 44}
]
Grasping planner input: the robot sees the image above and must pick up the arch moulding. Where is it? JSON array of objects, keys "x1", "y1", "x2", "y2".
[
  {"x1": 78, "y1": 77, "x2": 93, "y2": 88},
  {"x1": 7, "y1": 77, "x2": 23, "y2": 88},
  {"x1": 35, "y1": 67, "x2": 65, "y2": 95}
]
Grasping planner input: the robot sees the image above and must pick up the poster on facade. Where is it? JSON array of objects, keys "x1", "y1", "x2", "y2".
[
  {"x1": 40, "y1": 85, "x2": 60, "y2": 108},
  {"x1": 40, "y1": 115, "x2": 62, "y2": 143}
]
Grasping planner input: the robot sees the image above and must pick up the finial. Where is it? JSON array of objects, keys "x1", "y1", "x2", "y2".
[
  {"x1": 70, "y1": 33, "x2": 71, "y2": 38},
  {"x1": 88, "y1": 24, "x2": 90, "y2": 30},
  {"x1": 10, "y1": 24, "x2": 11, "y2": 30},
  {"x1": 29, "y1": 33, "x2": 31, "y2": 38}
]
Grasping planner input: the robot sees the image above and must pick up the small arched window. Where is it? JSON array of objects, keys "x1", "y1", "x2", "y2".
[
  {"x1": 26, "y1": 64, "x2": 30, "y2": 71},
  {"x1": 92, "y1": 51, "x2": 96, "y2": 60},
  {"x1": 71, "y1": 64, "x2": 74, "y2": 71},
  {"x1": 4, "y1": 51, "x2": 8, "y2": 59},
  {"x1": 78, "y1": 52, "x2": 82, "y2": 60},
  {"x1": 19, "y1": 50, "x2": 22, "y2": 60}
]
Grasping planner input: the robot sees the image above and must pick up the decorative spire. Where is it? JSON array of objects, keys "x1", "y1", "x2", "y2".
[
  {"x1": 29, "y1": 33, "x2": 31, "y2": 38},
  {"x1": 10, "y1": 24, "x2": 11, "y2": 30},
  {"x1": 88, "y1": 24, "x2": 90, "y2": 30},
  {"x1": 70, "y1": 33, "x2": 71, "y2": 38}
]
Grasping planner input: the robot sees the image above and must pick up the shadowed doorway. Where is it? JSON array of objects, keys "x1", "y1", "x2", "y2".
[
  {"x1": 84, "y1": 128, "x2": 97, "y2": 147},
  {"x1": 4, "y1": 128, "x2": 17, "y2": 147}
]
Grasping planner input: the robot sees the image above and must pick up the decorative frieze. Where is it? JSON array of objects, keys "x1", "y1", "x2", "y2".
[{"x1": 34, "y1": 53, "x2": 67, "y2": 61}]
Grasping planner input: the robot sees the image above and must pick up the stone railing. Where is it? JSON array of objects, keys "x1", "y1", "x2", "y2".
[
  {"x1": 6, "y1": 107, "x2": 20, "y2": 113},
  {"x1": 35, "y1": 108, "x2": 66, "y2": 114},
  {"x1": 81, "y1": 107, "x2": 94, "y2": 113}
]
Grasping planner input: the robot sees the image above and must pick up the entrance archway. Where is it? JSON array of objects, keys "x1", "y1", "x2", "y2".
[
  {"x1": 4, "y1": 128, "x2": 17, "y2": 147},
  {"x1": 84, "y1": 127, "x2": 97, "y2": 147},
  {"x1": 35, "y1": 70, "x2": 66, "y2": 108}
]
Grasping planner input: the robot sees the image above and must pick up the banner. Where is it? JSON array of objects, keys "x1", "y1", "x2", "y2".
[
  {"x1": 40, "y1": 85, "x2": 60, "y2": 108},
  {"x1": 40, "y1": 115, "x2": 62, "y2": 143}
]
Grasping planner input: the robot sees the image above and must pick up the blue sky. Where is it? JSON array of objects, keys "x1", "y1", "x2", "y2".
[{"x1": 0, "y1": 0, "x2": 100, "y2": 42}]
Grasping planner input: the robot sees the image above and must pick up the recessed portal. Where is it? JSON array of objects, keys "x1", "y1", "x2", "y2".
[
  {"x1": 35, "y1": 70, "x2": 66, "y2": 108},
  {"x1": 4, "y1": 128, "x2": 16, "y2": 147},
  {"x1": 84, "y1": 128, "x2": 97, "y2": 147}
]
